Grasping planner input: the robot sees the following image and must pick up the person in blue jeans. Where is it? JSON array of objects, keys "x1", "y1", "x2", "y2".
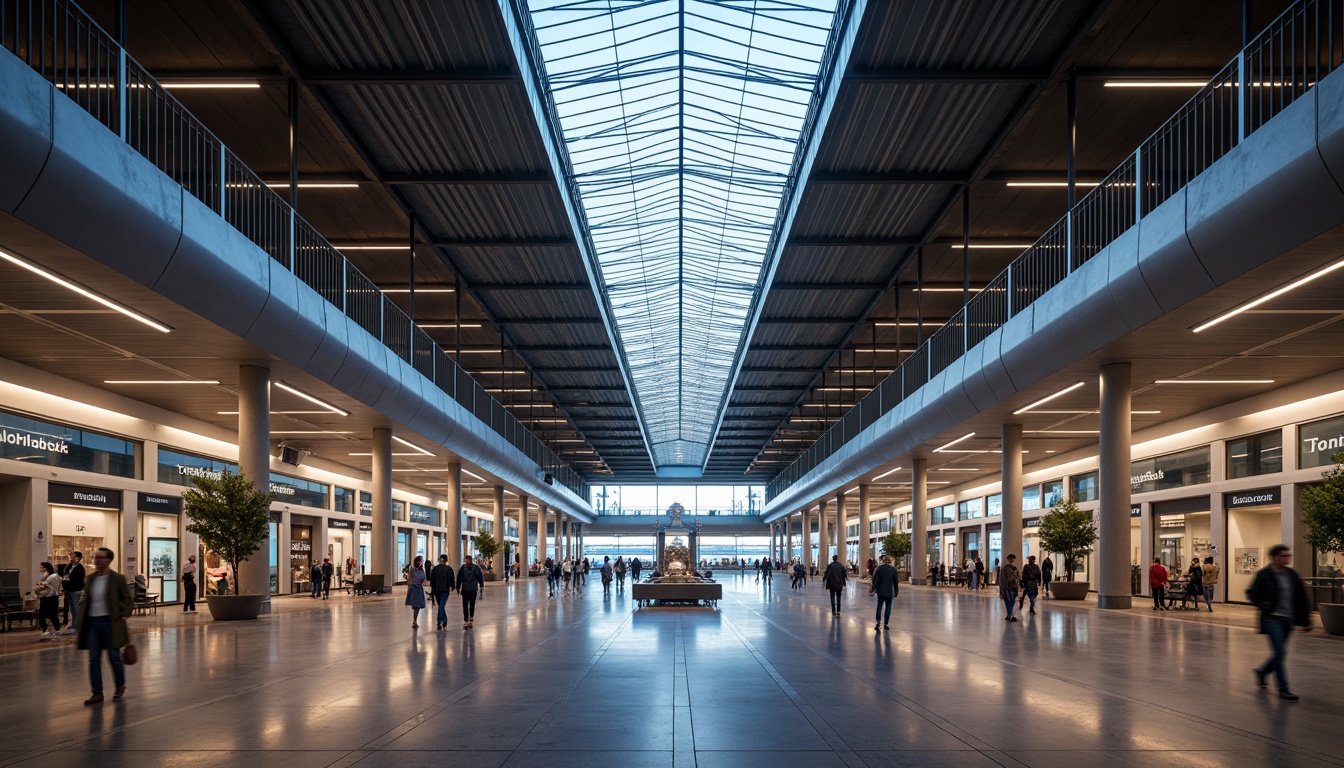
[
  {"x1": 76, "y1": 547, "x2": 132, "y2": 705},
  {"x1": 869, "y1": 555, "x2": 899, "y2": 631},
  {"x1": 999, "y1": 553, "x2": 1021, "y2": 623},
  {"x1": 1247, "y1": 545, "x2": 1312, "y2": 700},
  {"x1": 428, "y1": 555, "x2": 456, "y2": 631}
]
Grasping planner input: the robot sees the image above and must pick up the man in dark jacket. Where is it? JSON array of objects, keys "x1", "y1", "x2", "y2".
[
  {"x1": 78, "y1": 547, "x2": 132, "y2": 704},
  {"x1": 999, "y1": 554, "x2": 1021, "y2": 623},
  {"x1": 631, "y1": 557, "x2": 642, "y2": 582},
  {"x1": 1041, "y1": 556, "x2": 1054, "y2": 597},
  {"x1": 1247, "y1": 545, "x2": 1312, "y2": 700},
  {"x1": 428, "y1": 555, "x2": 456, "y2": 631},
  {"x1": 62, "y1": 551, "x2": 86, "y2": 635},
  {"x1": 1019, "y1": 555, "x2": 1042, "y2": 615},
  {"x1": 824, "y1": 555, "x2": 848, "y2": 616},
  {"x1": 320, "y1": 558, "x2": 334, "y2": 600},
  {"x1": 457, "y1": 555, "x2": 486, "y2": 630},
  {"x1": 869, "y1": 555, "x2": 899, "y2": 631}
]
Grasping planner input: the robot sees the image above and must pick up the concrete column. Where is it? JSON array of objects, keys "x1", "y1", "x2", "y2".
[
  {"x1": 1139, "y1": 502, "x2": 1154, "y2": 596},
  {"x1": 786, "y1": 516, "x2": 794, "y2": 562},
  {"x1": 817, "y1": 499, "x2": 829, "y2": 570},
  {"x1": 519, "y1": 495, "x2": 530, "y2": 577},
  {"x1": 1208, "y1": 492, "x2": 1225, "y2": 603},
  {"x1": 238, "y1": 365, "x2": 272, "y2": 608},
  {"x1": 1002, "y1": 423, "x2": 1023, "y2": 568},
  {"x1": 492, "y1": 486, "x2": 505, "y2": 576},
  {"x1": 371, "y1": 427, "x2": 393, "y2": 592},
  {"x1": 801, "y1": 509, "x2": 812, "y2": 571},
  {"x1": 912, "y1": 458, "x2": 928, "y2": 584},
  {"x1": 445, "y1": 464, "x2": 462, "y2": 566},
  {"x1": 859, "y1": 484, "x2": 871, "y2": 567},
  {"x1": 537, "y1": 503, "x2": 548, "y2": 566},
  {"x1": 834, "y1": 490, "x2": 846, "y2": 565},
  {"x1": 1098, "y1": 362, "x2": 1133, "y2": 609},
  {"x1": 554, "y1": 508, "x2": 563, "y2": 562}
]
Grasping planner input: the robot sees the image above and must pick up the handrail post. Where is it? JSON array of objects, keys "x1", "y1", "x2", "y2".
[
  {"x1": 1006, "y1": 264, "x2": 1014, "y2": 318},
  {"x1": 116, "y1": 48, "x2": 127, "y2": 141},
  {"x1": 288, "y1": 209, "x2": 296, "y2": 271},
  {"x1": 218, "y1": 144, "x2": 227, "y2": 219},
  {"x1": 1133, "y1": 147, "x2": 1143, "y2": 219},
  {"x1": 1237, "y1": 49, "x2": 1248, "y2": 141}
]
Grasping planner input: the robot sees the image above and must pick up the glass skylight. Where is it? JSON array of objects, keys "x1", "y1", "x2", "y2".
[{"x1": 528, "y1": 0, "x2": 842, "y2": 471}]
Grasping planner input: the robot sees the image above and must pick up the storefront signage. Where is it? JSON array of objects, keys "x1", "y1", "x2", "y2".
[
  {"x1": 358, "y1": 522, "x2": 372, "y2": 531},
  {"x1": 328, "y1": 519, "x2": 354, "y2": 530},
  {"x1": 1225, "y1": 488, "x2": 1280, "y2": 509},
  {"x1": 2, "y1": 410, "x2": 138, "y2": 478},
  {"x1": 1131, "y1": 447, "x2": 1211, "y2": 494},
  {"x1": 1023, "y1": 517, "x2": 1041, "y2": 528},
  {"x1": 1131, "y1": 505, "x2": 1143, "y2": 518},
  {"x1": 138, "y1": 493, "x2": 182, "y2": 514},
  {"x1": 1299, "y1": 414, "x2": 1344, "y2": 469},
  {"x1": 1159, "y1": 515, "x2": 1186, "y2": 528},
  {"x1": 49, "y1": 483, "x2": 121, "y2": 510}
]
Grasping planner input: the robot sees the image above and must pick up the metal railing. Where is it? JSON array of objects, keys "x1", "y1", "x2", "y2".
[
  {"x1": 0, "y1": 0, "x2": 588, "y2": 502},
  {"x1": 768, "y1": 0, "x2": 1344, "y2": 502}
]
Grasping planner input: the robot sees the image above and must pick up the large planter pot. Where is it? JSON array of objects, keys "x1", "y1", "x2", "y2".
[
  {"x1": 1049, "y1": 581, "x2": 1091, "y2": 600},
  {"x1": 483, "y1": 572, "x2": 501, "y2": 582},
  {"x1": 1319, "y1": 602, "x2": 1344, "y2": 635},
  {"x1": 206, "y1": 594, "x2": 265, "y2": 621}
]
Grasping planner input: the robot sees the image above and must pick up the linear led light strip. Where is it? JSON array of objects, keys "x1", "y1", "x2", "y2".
[
  {"x1": 392, "y1": 435, "x2": 434, "y2": 456},
  {"x1": 1154, "y1": 379, "x2": 1274, "y2": 385},
  {"x1": 0, "y1": 249, "x2": 172, "y2": 332},
  {"x1": 1012, "y1": 381, "x2": 1086, "y2": 414},
  {"x1": 933, "y1": 432, "x2": 975, "y2": 452},
  {"x1": 105, "y1": 379, "x2": 218, "y2": 384},
  {"x1": 274, "y1": 381, "x2": 349, "y2": 416},
  {"x1": 1193, "y1": 259, "x2": 1344, "y2": 332}
]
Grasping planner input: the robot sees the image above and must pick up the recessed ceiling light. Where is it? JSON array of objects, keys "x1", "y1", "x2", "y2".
[
  {"x1": 160, "y1": 82, "x2": 262, "y2": 89},
  {"x1": 263, "y1": 182, "x2": 359, "y2": 189},
  {"x1": 419, "y1": 323, "x2": 483, "y2": 329},
  {"x1": 934, "y1": 432, "x2": 976, "y2": 452},
  {"x1": 218, "y1": 410, "x2": 328, "y2": 415},
  {"x1": 1154, "y1": 379, "x2": 1274, "y2": 385},
  {"x1": 271, "y1": 430, "x2": 353, "y2": 435},
  {"x1": 348, "y1": 452, "x2": 423, "y2": 457},
  {"x1": 342, "y1": 246, "x2": 411, "y2": 251},
  {"x1": 1193, "y1": 259, "x2": 1344, "y2": 332},
  {"x1": 912, "y1": 287, "x2": 984, "y2": 293},
  {"x1": 1013, "y1": 381, "x2": 1086, "y2": 415},
  {"x1": 462, "y1": 469, "x2": 488, "y2": 482},
  {"x1": 874, "y1": 321, "x2": 945, "y2": 327},
  {"x1": 1103, "y1": 81, "x2": 1208, "y2": 88},
  {"x1": 935, "y1": 467, "x2": 983, "y2": 472},
  {"x1": 1026, "y1": 429, "x2": 1100, "y2": 434},
  {"x1": 104, "y1": 379, "x2": 219, "y2": 385},
  {"x1": 0, "y1": 249, "x2": 172, "y2": 332},
  {"x1": 274, "y1": 381, "x2": 350, "y2": 416},
  {"x1": 1004, "y1": 181, "x2": 1101, "y2": 188},
  {"x1": 392, "y1": 435, "x2": 435, "y2": 456},
  {"x1": 379, "y1": 287, "x2": 456, "y2": 293}
]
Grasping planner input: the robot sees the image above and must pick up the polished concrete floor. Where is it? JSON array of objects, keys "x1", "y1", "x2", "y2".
[{"x1": 1, "y1": 573, "x2": 1341, "y2": 768}]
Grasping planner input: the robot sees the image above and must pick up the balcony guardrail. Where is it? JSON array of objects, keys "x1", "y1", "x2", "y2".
[
  {"x1": 0, "y1": 0, "x2": 589, "y2": 502},
  {"x1": 768, "y1": 0, "x2": 1344, "y2": 502}
]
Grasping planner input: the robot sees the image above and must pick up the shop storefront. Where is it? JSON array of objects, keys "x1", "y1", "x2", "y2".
[
  {"x1": 290, "y1": 521, "x2": 314, "y2": 593},
  {"x1": 48, "y1": 483, "x2": 122, "y2": 573},
  {"x1": 358, "y1": 521, "x2": 372, "y2": 573},
  {"x1": 1152, "y1": 497, "x2": 1212, "y2": 573},
  {"x1": 138, "y1": 492, "x2": 183, "y2": 602},
  {"x1": 1225, "y1": 487, "x2": 1282, "y2": 602},
  {"x1": 328, "y1": 518, "x2": 355, "y2": 585}
]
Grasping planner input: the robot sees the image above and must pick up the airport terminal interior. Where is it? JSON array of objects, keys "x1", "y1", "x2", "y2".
[{"x1": 1, "y1": 0, "x2": 1343, "y2": 765}]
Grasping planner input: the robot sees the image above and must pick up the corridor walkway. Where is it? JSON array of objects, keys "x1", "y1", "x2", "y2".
[{"x1": 0, "y1": 573, "x2": 1339, "y2": 767}]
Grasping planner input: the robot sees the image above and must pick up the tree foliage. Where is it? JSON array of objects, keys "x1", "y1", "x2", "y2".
[
  {"x1": 1037, "y1": 496, "x2": 1097, "y2": 582},
  {"x1": 474, "y1": 530, "x2": 500, "y2": 563},
  {"x1": 882, "y1": 531, "x2": 912, "y2": 562},
  {"x1": 182, "y1": 469, "x2": 272, "y2": 596},
  {"x1": 1302, "y1": 451, "x2": 1344, "y2": 556}
]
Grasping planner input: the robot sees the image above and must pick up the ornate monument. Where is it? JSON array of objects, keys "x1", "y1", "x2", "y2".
[{"x1": 632, "y1": 502, "x2": 722, "y2": 607}]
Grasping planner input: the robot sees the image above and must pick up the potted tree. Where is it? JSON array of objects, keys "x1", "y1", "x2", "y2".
[
  {"x1": 1037, "y1": 496, "x2": 1097, "y2": 600},
  {"x1": 882, "y1": 531, "x2": 912, "y2": 582},
  {"x1": 475, "y1": 530, "x2": 501, "y2": 581},
  {"x1": 183, "y1": 468, "x2": 273, "y2": 620},
  {"x1": 1301, "y1": 451, "x2": 1344, "y2": 635}
]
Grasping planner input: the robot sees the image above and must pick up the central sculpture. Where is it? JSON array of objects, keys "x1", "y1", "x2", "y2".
[{"x1": 631, "y1": 502, "x2": 722, "y2": 607}]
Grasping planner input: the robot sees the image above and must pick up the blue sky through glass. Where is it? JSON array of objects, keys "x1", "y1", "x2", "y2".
[{"x1": 527, "y1": 0, "x2": 842, "y2": 471}]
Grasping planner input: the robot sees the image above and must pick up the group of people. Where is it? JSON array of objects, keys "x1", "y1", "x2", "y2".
[
  {"x1": 1147, "y1": 556, "x2": 1219, "y2": 611},
  {"x1": 307, "y1": 558, "x2": 336, "y2": 600},
  {"x1": 402, "y1": 554, "x2": 488, "y2": 630}
]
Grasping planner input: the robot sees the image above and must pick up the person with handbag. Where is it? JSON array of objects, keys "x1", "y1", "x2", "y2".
[
  {"x1": 35, "y1": 562, "x2": 62, "y2": 639},
  {"x1": 181, "y1": 555, "x2": 198, "y2": 612},
  {"x1": 404, "y1": 556, "x2": 427, "y2": 629},
  {"x1": 78, "y1": 547, "x2": 133, "y2": 704}
]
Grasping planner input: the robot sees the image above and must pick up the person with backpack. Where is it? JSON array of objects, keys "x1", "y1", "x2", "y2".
[
  {"x1": 1201, "y1": 556, "x2": 1219, "y2": 611},
  {"x1": 869, "y1": 555, "x2": 899, "y2": 631},
  {"x1": 1019, "y1": 555, "x2": 1042, "y2": 615},
  {"x1": 456, "y1": 555, "x2": 485, "y2": 629}
]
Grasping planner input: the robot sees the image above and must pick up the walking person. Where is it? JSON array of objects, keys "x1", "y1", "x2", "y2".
[
  {"x1": 824, "y1": 555, "x2": 848, "y2": 616},
  {"x1": 321, "y1": 557, "x2": 334, "y2": 599},
  {"x1": 761, "y1": 557, "x2": 772, "y2": 584},
  {"x1": 36, "y1": 562, "x2": 62, "y2": 639},
  {"x1": 63, "y1": 551, "x2": 86, "y2": 633},
  {"x1": 78, "y1": 547, "x2": 132, "y2": 704},
  {"x1": 999, "y1": 554, "x2": 1021, "y2": 622},
  {"x1": 429, "y1": 554, "x2": 456, "y2": 630},
  {"x1": 1247, "y1": 545, "x2": 1311, "y2": 700},
  {"x1": 181, "y1": 554, "x2": 197, "y2": 613},
  {"x1": 1185, "y1": 557, "x2": 1204, "y2": 611},
  {"x1": 601, "y1": 556, "x2": 614, "y2": 594},
  {"x1": 792, "y1": 560, "x2": 805, "y2": 589},
  {"x1": 1041, "y1": 556, "x2": 1054, "y2": 598},
  {"x1": 870, "y1": 555, "x2": 899, "y2": 631},
  {"x1": 632, "y1": 557, "x2": 642, "y2": 582},
  {"x1": 404, "y1": 556, "x2": 427, "y2": 629},
  {"x1": 973, "y1": 556, "x2": 985, "y2": 592},
  {"x1": 310, "y1": 560, "x2": 323, "y2": 598},
  {"x1": 1149, "y1": 557, "x2": 1169, "y2": 610},
  {"x1": 1202, "y1": 556, "x2": 1218, "y2": 612},
  {"x1": 1020, "y1": 555, "x2": 1042, "y2": 615},
  {"x1": 457, "y1": 554, "x2": 486, "y2": 629},
  {"x1": 615, "y1": 556, "x2": 627, "y2": 588}
]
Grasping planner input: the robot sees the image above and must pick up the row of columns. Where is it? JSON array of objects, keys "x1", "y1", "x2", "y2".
[
  {"x1": 232, "y1": 364, "x2": 580, "y2": 603},
  {"x1": 778, "y1": 363, "x2": 1134, "y2": 609}
]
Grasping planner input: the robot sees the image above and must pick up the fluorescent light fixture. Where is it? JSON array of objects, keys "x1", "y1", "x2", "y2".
[
  {"x1": 419, "y1": 323, "x2": 483, "y2": 329},
  {"x1": 1193, "y1": 259, "x2": 1344, "y2": 332},
  {"x1": 274, "y1": 381, "x2": 350, "y2": 416},
  {"x1": 1031, "y1": 409, "x2": 1162, "y2": 415},
  {"x1": 0, "y1": 249, "x2": 172, "y2": 332},
  {"x1": 852, "y1": 348, "x2": 915, "y2": 354},
  {"x1": 263, "y1": 182, "x2": 359, "y2": 189},
  {"x1": 1154, "y1": 379, "x2": 1274, "y2": 385},
  {"x1": 105, "y1": 379, "x2": 219, "y2": 385},
  {"x1": 874, "y1": 321, "x2": 944, "y2": 327},
  {"x1": 161, "y1": 82, "x2": 262, "y2": 89},
  {"x1": 935, "y1": 467, "x2": 983, "y2": 472},
  {"x1": 270, "y1": 430, "x2": 353, "y2": 435},
  {"x1": 218, "y1": 410, "x2": 327, "y2": 415},
  {"x1": 486, "y1": 388, "x2": 536, "y2": 393},
  {"x1": 348, "y1": 452, "x2": 422, "y2": 457},
  {"x1": 462, "y1": 469, "x2": 487, "y2": 482},
  {"x1": 1012, "y1": 381, "x2": 1086, "y2": 414},
  {"x1": 933, "y1": 432, "x2": 976, "y2": 452},
  {"x1": 391, "y1": 468, "x2": 424, "y2": 473},
  {"x1": 379, "y1": 287, "x2": 455, "y2": 293},
  {"x1": 1026, "y1": 429, "x2": 1100, "y2": 434},
  {"x1": 341, "y1": 246, "x2": 411, "y2": 251},
  {"x1": 962, "y1": 244, "x2": 1033, "y2": 250},
  {"x1": 473, "y1": 370, "x2": 530, "y2": 375},
  {"x1": 520, "y1": 418, "x2": 567, "y2": 423},
  {"x1": 1004, "y1": 181, "x2": 1101, "y2": 188},
  {"x1": 912, "y1": 287, "x2": 983, "y2": 293},
  {"x1": 1103, "y1": 81, "x2": 1208, "y2": 88},
  {"x1": 392, "y1": 436, "x2": 434, "y2": 456}
]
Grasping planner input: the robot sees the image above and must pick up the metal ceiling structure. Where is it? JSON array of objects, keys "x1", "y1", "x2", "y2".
[{"x1": 39, "y1": 0, "x2": 1295, "y2": 492}]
